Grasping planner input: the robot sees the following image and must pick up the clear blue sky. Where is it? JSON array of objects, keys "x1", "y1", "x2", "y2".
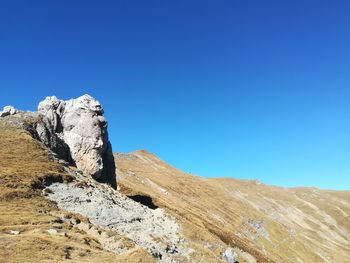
[{"x1": 1, "y1": 1, "x2": 349, "y2": 190}]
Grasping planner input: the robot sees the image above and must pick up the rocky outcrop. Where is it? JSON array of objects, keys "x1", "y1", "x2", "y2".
[
  {"x1": 0, "y1": 95, "x2": 116, "y2": 189},
  {"x1": 0, "y1": 106, "x2": 20, "y2": 117},
  {"x1": 36, "y1": 95, "x2": 116, "y2": 188}
]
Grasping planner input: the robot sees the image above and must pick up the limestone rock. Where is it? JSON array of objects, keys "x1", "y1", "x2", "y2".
[
  {"x1": 223, "y1": 248, "x2": 238, "y2": 263},
  {"x1": 0, "y1": 95, "x2": 116, "y2": 188},
  {"x1": 36, "y1": 94, "x2": 116, "y2": 188},
  {"x1": 0, "y1": 106, "x2": 19, "y2": 117}
]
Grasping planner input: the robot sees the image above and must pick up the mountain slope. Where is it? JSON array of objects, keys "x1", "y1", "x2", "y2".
[
  {"x1": 0, "y1": 119, "x2": 155, "y2": 263},
  {"x1": 1, "y1": 113, "x2": 349, "y2": 263},
  {"x1": 116, "y1": 150, "x2": 350, "y2": 263}
]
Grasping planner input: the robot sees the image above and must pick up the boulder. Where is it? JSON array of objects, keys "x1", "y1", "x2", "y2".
[
  {"x1": 9, "y1": 230, "x2": 20, "y2": 235},
  {"x1": 0, "y1": 106, "x2": 19, "y2": 117},
  {"x1": 37, "y1": 95, "x2": 116, "y2": 188},
  {"x1": 223, "y1": 248, "x2": 238, "y2": 263}
]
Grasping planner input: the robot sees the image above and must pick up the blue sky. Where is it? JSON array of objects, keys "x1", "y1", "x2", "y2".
[{"x1": 0, "y1": 1, "x2": 349, "y2": 190}]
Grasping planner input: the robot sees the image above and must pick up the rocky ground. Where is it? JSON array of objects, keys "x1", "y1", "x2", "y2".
[{"x1": 45, "y1": 166, "x2": 190, "y2": 262}]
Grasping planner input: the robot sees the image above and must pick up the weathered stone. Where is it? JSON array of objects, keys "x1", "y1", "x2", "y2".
[
  {"x1": 9, "y1": 230, "x2": 20, "y2": 235},
  {"x1": 45, "y1": 167, "x2": 189, "y2": 262},
  {"x1": 0, "y1": 106, "x2": 19, "y2": 117},
  {"x1": 223, "y1": 248, "x2": 238, "y2": 263},
  {"x1": 0, "y1": 95, "x2": 117, "y2": 188},
  {"x1": 37, "y1": 94, "x2": 116, "y2": 188}
]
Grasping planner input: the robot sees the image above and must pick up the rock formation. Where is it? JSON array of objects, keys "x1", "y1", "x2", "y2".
[
  {"x1": 0, "y1": 105, "x2": 20, "y2": 117},
  {"x1": 0, "y1": 109, "x2": 189, "y2": 263},
  {"x1": 0, "y1": 94, "x2": 116, "y2": 189}
]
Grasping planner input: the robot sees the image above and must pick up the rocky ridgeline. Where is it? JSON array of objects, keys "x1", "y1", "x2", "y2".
[{"x1": 0, "y1": 94, "x2": 116, "y2": 188}]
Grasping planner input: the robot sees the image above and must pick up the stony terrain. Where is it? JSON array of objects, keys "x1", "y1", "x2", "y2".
[
  {"x1": 45, "y1": 167, "x2": 189, "y2": 262},
  {"x1": 0, "y1": 95, "x2": 349, "y2": 263}
]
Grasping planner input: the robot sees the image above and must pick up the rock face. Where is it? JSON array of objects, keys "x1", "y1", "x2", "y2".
[
  {"x1": 0, "y1": 94, "x2": 116, "y2": 189},
  {"x1": 37, "y1": 95, "x2": 116, "y2": 188}
]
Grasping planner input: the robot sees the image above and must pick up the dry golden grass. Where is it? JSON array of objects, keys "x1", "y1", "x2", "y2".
[
  {"x1": 116, "y1": 150, "x2": 350, "y2": 263},
  {"x1": 0, "y1": 120, "x2": 155, "y2": 263}
]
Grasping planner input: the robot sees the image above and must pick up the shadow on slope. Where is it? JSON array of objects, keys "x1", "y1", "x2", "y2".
[{"x1": 127, "y1": 194, "x2": 159, "y2": 210}]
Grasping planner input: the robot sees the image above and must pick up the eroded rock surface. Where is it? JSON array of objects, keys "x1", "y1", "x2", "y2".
[
  {"x1": 0, "y1": 95, "x2": 116, "y2": 188},
  {"x1": 37, "y1": 95, "x2": 116, "y2": 188}
]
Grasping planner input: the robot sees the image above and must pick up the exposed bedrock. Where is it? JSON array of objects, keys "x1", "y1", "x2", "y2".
[
  {"x1": 0, "y1": 94, "x2": 117, "y2": 188},
  {"x1": 37, "y1": 94, "x2": 116, "y2": 188},
  {"x1": 0, "y1": 105, "x2": 20, "y2": 117}
]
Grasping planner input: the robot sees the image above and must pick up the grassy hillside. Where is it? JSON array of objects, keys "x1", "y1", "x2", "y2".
[
  {"x1": 0, "y1": 120, "x2": 154, "y2": 263},
  {"x1": 1, "y1": 116, "x2": 349, "y2": 263},
  {"x1": 116, "y1": 150, "x2": 350, "y2": 263}
]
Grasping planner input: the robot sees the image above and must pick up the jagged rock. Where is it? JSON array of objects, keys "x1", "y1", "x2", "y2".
[
  {"x1": 0, "y1": 106, "x2": 19, "y2": 117},
  {"x1": 37, "y1": 95, "x2": 116, "y2": 188},
  {"x1": 223, "y1": 248, "x2": 238, "y2": 263},
  {"x1": 0, "y1": 95, "x2": 116, "y2": 188}
]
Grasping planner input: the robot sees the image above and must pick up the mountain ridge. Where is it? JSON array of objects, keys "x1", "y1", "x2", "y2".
[{"x1": 116, "y1": 150, "x2": 350, "y2": 263}]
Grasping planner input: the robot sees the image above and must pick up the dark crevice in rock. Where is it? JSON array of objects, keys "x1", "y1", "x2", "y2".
[
  {"x1": 96, "y1": 141, "x2": 116, "y2": 189},
  {"x1": 127, "y1": 195, "x2": 158, "y2": 210}
]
